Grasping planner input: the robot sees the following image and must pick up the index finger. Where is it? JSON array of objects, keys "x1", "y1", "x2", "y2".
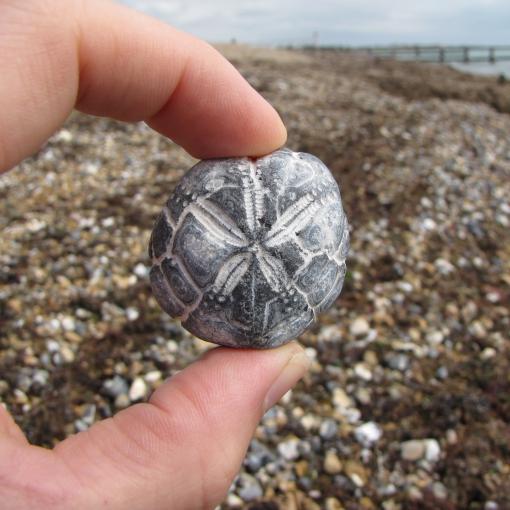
[{"x1": 0, "y1": 0, "x2": 287, "y2": 172}]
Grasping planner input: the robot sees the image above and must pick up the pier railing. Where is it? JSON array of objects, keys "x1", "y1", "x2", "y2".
[{"x1": 341, "y1": 45, "x2": 510, "y2": 64}]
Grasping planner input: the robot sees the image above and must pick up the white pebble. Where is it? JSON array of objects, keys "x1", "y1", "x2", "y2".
[
  {"x1": 166, "y1": 340, "x2": 179, "y2": 352},
  {"x1": 60, "y1": 316, "x2": 76, "y2": 332},
  {"x1": 354, "y1": 362, "x2": 372, "y2": 381},
  {"x1": 401, "y1": 440, "x2": 425, "y2": 461},
  {"x1": 424, "y1": 438, "x2": 441, "y2": 462},
  {"x1": 55, "y1": 129, "x2": 73, "y2": 142},
  {"x1": 144, "y1": 370, "x2": 162, "y2": 383},
  {"x1": 426, "y1": 330, "x2": 444, "y2": 344},
  {"x1": 481, "y1": 347, "x2": 496, "y2": 360},
  {"x1": 332, "y1": 388, "x2": 353, "y2": 409},
  {"x1": 350, "y1": 317, "x2": 370, "y2": 337},
  {"x1": 401, "y1": 438, "x2": 441, "y2": 462},
  {"x1": 129, "y1": 377, "x2": 148, "y2": 401},
  {"x1": 134, "y1": 263, "x2": 148, "y2": 278},
  {"x1": 126, "y1": 307, "x2": 140, "y2": 321},
  {"x1": 277, "y1": 438, "x2": 300, "y2": 461},
  {"x1": 354, "y1": 421, "x2": 382, "y2": 446},
  {"x1": 422, "y1": 218, "x2": 437, "y2": 231}
]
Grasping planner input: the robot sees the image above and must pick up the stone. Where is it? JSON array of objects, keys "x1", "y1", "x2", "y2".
[
  {"x1": 424, "y1": 439, "x2": 441, "y2": 462},
  {"x1": 387, "y1": 353, "x2": 410, "y2": 371},
  {"x1": 350, "y1": 317, "x2": 370, "y2": 337},
  {"x1": 236, "y1": 473, "x2": 263, "y2": 502},
  {"x1": 401, "y1": 440, "x2": 425, "y2": 461},
  {"x1": 324, "y1": 450, "x2": 343, "y2": 474},
  {"x1": 278, "y1": 437, "x2": 301, "y2": 461},
  {"x1": 302, "y1": 498, "x2": 322, "y2": 510},
  {"x1": 102, "y1": 375, "x2": 129, "y2": 398},
  {"x1": 133, "y1": 263, "x2": 148, "y2": 278},
  {"x1": 325, "y1": 497, "x2": 344, "y2": 510},
  {"x1": 226, "y1": 493, "x2": 244, "y2": 507},
  {"x1": 126, "y1": 307, "x2": 140, "y2": 321},
  {"x1": 426, "y1": 330, "x2": 444, "y2": 344},
  {"x1": 431, "y1": 481, "x2": 448, "y2": 499},
  {"x1": 149, "y1": 148, "x2": 349, "y2": 348},
  {"x1": 401, "y1": 438, "x2": 441, "y2": 462},
  {"x1": 318, "y1": 325, "x2": 342, "y2": 342},
  {"x1": 354, "y1": 362, "x2": 373, "y2": 381},
  {"x1": 144, "y1": 370, "x2": 162, "y2": 383},
  {"x1": 128, "y1": 377, "x2": 148, "y2": 401},
  {"x1": 344, "y1": 460, "x2": 367, "y2": 487},
  {"x1": 319, "y1": 418, "x2": 338, "y2": 440},
  {"x1": 332, "y1": 388, "x2": 353, "y2": 409},
  {"x1": 354, "y1": 421, "x2": 382, "y2": 446}
]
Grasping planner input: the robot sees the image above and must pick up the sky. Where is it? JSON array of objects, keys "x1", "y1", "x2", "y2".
[{"x1": 118, "y1": 0, "x2": 510, "y2": 46}]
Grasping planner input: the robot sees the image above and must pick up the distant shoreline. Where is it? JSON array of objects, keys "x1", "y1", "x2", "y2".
[{"x1": 450, "y1": 61, "x2": 510, "y2": 78}]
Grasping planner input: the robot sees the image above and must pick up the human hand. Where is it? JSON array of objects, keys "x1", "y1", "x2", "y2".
[{"x1": 0, "y1": 1, "x2": 310, "y2": 509}]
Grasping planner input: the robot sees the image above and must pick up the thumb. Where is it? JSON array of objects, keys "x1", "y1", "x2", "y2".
[{"x1": 52, "y1": 341, "x2": 310, "y2": 510}]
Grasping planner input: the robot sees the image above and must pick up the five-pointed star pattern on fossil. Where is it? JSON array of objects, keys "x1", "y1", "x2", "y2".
[{"x1": 149, "y1": 148, "x2": 349, "y2": 348}]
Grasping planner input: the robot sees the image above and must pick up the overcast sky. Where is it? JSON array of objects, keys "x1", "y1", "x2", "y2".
[{"x1": 118, "y1": 0, "x2": 509, "y2": 46}]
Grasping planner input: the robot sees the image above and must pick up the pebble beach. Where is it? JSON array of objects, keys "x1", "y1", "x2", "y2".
[{"x1": 1, "y1": 45, "x2": 510, "y2": 509}]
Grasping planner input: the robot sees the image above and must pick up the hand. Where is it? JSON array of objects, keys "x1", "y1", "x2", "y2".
[{"x1": 0, "y1": 1, "x2": 310, "y2": 509}]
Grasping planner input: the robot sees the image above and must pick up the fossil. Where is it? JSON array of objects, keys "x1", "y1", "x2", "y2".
[{"x1": 149, "y1": 148, "x2": 349, "y2": 348}]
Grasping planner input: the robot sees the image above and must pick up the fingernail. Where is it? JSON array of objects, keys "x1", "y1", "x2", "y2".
[{"x1": 263, "y1": 350, "x2": 311, "y2": 412}]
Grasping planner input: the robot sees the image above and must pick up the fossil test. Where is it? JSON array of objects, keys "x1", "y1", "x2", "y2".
[{"x1": 149, "y1": 148, "x2": 349, "y2": 348}]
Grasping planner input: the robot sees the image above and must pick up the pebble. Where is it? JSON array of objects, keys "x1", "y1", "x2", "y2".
[
  {"x1": 60, "y1": 345, "x2": 75, "y2": 363},
  {"x1": 350, "y1": 317, "x2": 370, "y2": 337},
  {"x1": 61, "y1": 316, "x2": 76, "y2": 332},
  {"x1": 431, "y1": 481, "x2": 448, "y2": 499},
  {"x1": 74, "y1": 404, "x2": 96, "y2": 431},
  {"x1": 387, "y1": 353, "x2": 410, "y2": 371},
  {"x1": 354, "y1": 362, "x2": 373, "y2": 381},
  {"x1": 318, "y1": 325, "x2": 342, "y2": 342},
  {"x1": 424, "y1": 439, "x2": 441, "y2": 462},
  {"x1": 436, "y1": 366, "x2": 449, "y2": 379},
  {"x1": 480, "y1": 347, "x2": 496, "y2": 360},
  {"x1": 133, "y1": 263, "x2": 148, "y2": 278},
  {"x1": 144, "y1": 370, "x2": 162, "y2": 383},
  {"x1": 401, "y1": 439, "x2": 441, "y2": 462},
  {"x1": 401, "y1": 440, "x2": 425, "y2": 461},
  {"x1": 354, "y1": 422, "x2": 382, "y2": 446},
  {"x1": 236, "y1": 473, "x2": 263, "y2": 502},
  {"x1": 470, "y1": 321, "x2": 487, "y2": 339},
  {"x1": 277, "y1": 438, "x2": 301, "y2": 461},
  {"x1": 332, "y1": 388, "x2": 354, "y2": 409},
  {"x1": 446, "y1": 429, "x2": 458, "y2": 445},
  {"x1": 319, "y1": 419, "x2": 338, "y2": 440},
  {"x1": 325, "y1": 497, "x2": 344, "y2": 510},
  {"x1": 301, "y1": 413, "x2": 320, "y2": 431},
  {"x1": 126, "y1": 307, "x2": 140, "y2": 321},
  {"x1": 32, "y1": 369, "x2": 49, "y2": 387},
  {"x1": 102, "y1": 375, "x2": 129, "y2": 398},
  {"x1": 324, "y1": 450, "x2": 343, "y2": 474},
  {"x1": 344, "y1": 460, "x2": 367, "y2": 487},
  {"x1": 128, "y1": 377, "x2": 148, "y2": 401},
  {"x1": 226, "y1": 494, "x2": 244, "y2": 507},
  {"x1": 426, "y1": 331, "x2": 444, "y2": 344}
]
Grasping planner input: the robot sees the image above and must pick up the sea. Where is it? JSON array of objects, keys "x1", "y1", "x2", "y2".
[{"x1": 449, "y1": 61, "x2": 510, "y2": 78}]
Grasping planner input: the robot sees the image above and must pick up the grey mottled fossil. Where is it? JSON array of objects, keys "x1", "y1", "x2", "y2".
[{"x1": 149, "y1": 148, "x2": 350, "y2": 348}]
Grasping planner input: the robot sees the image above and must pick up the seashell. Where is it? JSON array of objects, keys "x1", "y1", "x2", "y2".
[{"x1": 149, "y1": 148, "x2": 349, "y2": 348}]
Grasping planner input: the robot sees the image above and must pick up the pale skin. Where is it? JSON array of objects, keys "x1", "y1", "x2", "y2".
[{"x1": 0, "y1": 1, "x2": 311, "y2": 508}]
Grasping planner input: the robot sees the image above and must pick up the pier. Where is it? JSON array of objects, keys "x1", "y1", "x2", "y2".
[{"x1": 354, "y1": 45, "x2": 510, "y2": 64}]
